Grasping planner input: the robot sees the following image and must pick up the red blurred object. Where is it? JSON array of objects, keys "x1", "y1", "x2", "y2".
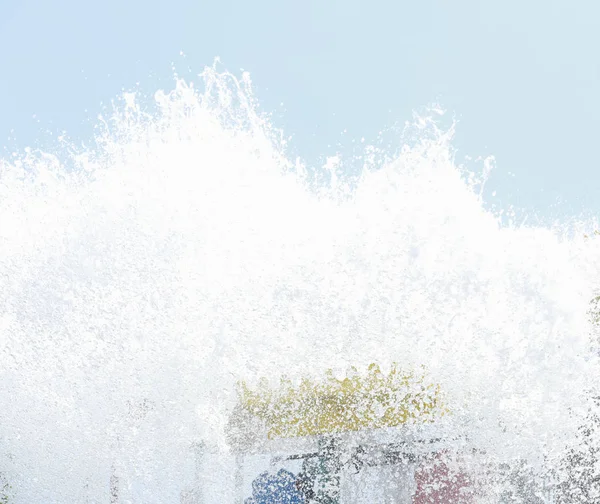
[{"x1": 413, "y1": 452, "x2": 473, "y2": 504}]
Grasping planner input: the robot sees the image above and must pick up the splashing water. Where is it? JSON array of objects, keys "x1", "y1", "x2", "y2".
[{"x1": 1, "y1": 63, "x2": 600, "y2": 503}]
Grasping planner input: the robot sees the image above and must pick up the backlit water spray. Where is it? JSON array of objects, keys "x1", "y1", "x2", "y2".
[{"x1": 1, "y1": 63, "x2": 600, "y2": 503}]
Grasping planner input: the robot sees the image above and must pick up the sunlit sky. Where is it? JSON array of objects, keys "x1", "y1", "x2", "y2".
[{"x1": 1, "y1": 0, "x2": 599, "y2": 221}]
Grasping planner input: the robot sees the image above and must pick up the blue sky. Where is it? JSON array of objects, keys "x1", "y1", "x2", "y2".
[{"x1": 1, "y1": 0, "x2": 599, "y2": 221}]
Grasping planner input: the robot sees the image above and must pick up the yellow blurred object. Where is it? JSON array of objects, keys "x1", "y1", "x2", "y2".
[{"x1": 238, "y1": 363, "x2": 446, "y2": 439}]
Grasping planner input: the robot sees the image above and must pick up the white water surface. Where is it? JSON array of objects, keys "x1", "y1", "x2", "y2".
[{"x1": 1, "y1": 64, "x2": 600, "y2": 502}]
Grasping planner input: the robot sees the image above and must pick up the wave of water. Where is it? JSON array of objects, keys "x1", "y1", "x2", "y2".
[{"x1": 1, "y1": 63, "x2": 600, "y2": 503}]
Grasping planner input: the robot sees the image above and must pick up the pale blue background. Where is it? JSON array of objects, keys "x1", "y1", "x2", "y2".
[{"x1": 1, "y1": 0, "x2": 599, "y2": 220}]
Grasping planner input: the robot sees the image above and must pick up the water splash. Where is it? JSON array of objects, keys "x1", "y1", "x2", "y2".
[{"x1": 1, "y1": 62, "x2": 600, "y2": 502}]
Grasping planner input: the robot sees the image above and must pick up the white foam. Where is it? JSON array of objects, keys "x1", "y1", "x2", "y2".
[{"x1": 1, "y1": 63, "x2": 600, "y2": 502}]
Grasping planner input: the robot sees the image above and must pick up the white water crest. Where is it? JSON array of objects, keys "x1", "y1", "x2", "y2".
[{"x1": 2, "y1": 63, "x2": 600, "y2": 502}]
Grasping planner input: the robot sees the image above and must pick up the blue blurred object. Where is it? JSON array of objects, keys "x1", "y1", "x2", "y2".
[{"x1": 245, "y1": 468, "x2": 305, "y2": 504}]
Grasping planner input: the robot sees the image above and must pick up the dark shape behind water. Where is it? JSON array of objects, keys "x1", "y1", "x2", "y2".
[{"x1": 245, "y1": 469, "x2": 304, "y2": 504}]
